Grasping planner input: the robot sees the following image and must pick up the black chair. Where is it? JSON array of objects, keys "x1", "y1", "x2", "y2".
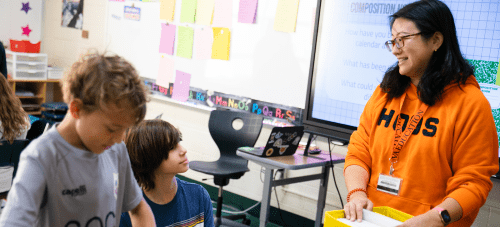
[
  {"x1": 189, "y1": 110, "x2": 263, "y2": 227},
  {"x1": 0, "y1": 139, "x2": 30, "y2": 198},
  {"x1": 26, "y1": 120, "x2": 49, "y2": 140}
]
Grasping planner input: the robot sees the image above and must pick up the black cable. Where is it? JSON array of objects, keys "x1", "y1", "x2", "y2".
[
  {"x1": 328, "y1": 138, "x2": 344, "y2": 208},
  {"x1": 273, "y1": 170, "x2": 289, "y2": 227}
]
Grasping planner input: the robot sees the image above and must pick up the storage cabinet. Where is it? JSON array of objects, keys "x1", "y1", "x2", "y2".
[
  {"x1": 5, "y1": 50, "x2": 48, "y2": 80},
  {"x1": 8, "y1": 80, "x2": 63, "y2": 115}
]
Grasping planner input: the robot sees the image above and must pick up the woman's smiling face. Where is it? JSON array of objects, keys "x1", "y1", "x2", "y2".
[{"x1": 391, "y1": 18, "x2": 439, "y2": 85}]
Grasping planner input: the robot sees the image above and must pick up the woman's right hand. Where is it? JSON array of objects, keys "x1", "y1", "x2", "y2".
[{"x1": 344, "y1": 191, "x2": 373, "y2": 222}]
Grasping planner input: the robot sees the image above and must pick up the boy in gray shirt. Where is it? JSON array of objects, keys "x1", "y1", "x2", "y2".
[{"x1": 0, "y1": 53, "x2": 155, "y2": 226}]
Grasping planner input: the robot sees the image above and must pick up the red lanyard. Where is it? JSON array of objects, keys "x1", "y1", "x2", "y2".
[{"x1": 390, "y1": 93, "x2": 428, "y2": 175}]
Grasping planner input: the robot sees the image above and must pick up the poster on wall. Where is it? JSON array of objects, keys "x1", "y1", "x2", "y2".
[{"x1": 61, "y1": 0, "x2": 84, "y2": 29}]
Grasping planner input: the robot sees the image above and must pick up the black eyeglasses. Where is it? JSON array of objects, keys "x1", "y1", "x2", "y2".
[{"x1": 384, "y1": 32, "x2": 422, "y2": 52}]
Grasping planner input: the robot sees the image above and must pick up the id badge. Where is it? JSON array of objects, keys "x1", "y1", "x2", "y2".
[{"x1": 376, "y1": 173, "x2": 402, "y2": 196}]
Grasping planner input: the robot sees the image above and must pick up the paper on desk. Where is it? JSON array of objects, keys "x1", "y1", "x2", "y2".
[
  {"x1": 336, "y1": 209, "x2": 403, "y2": 227},
  {"x1": 211, "y1": 27, "x2": 231, "y2": 60},
  {"x1": 273, "y1": 0, "x2": 300, "y2": 33},
  {"x1": 212, "y1": 0, "x2": 232, "y2": 29},
  {"x1": 180, "y1": 0, "x2": 197, "y2": 23},
  {"x1": 195, "y1": 0, "x2": 214, "y2": 26},
  {"x1": 176, "y1": 26, "x2": 194, "y2": 59},
  {"x1": 0, "y1": 167, "x2": 14, "y2": 193},
  {"x1": 160, "y1": 0, "x2": 176, "y2": 21}
]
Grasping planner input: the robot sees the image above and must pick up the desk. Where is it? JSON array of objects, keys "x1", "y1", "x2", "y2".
[{"x1": 236, "y1": 149, "x2": 345, "y2": 227}]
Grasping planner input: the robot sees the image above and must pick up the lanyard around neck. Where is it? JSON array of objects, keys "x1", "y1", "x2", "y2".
[{"x1": 390, "y1": 93, "x2": 428, "y2": 175}]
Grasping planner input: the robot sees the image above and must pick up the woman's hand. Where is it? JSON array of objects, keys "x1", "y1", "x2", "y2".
[
  {"x1": 343, "y1": 191, "x2": 373, "y2": 222},
  {"x1": 397, "y1": 210, "x2": 443, "y2": 227}
]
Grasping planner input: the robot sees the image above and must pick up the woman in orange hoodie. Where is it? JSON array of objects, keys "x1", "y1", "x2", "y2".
[{"x1": 343, "y1": 0, "x2": 499, "y2": 226}]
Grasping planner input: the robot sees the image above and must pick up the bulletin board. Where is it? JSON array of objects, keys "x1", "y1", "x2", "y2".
[{"x1": 104, "y1": 0, "x2": 317, "y2": 109}]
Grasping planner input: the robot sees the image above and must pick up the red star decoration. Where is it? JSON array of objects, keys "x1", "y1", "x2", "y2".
[{"x1": 22, "y1": 25, "x2": 32, "y2": 37}]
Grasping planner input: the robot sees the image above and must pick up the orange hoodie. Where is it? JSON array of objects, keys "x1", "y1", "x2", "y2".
[{"x1": 344, "y1": 76, "x2": 499, "y2": 226}]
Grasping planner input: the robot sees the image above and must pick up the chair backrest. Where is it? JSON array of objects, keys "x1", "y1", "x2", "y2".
[
  {"x1": 209, "y1": 109, "x2": 263, "y2": 164},
  {"x1": 0, "y1": 139, "x2": 30, "y2": 180},
  {"x1": 26, "y1": 120, "x2": 49, "y2": 140}
]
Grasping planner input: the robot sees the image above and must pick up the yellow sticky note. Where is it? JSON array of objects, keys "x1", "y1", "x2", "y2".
[
  {"x1": 177, "y1": 26, "x2": 194, "y2": 59},
  {"x1": 496, "y1": 59, "x2": 500, "y2": 86},
  {"x1": 180, "y1": 0, "x2": 197, "y2": 23},
  {"x1": 160, "y1": 0, "x2": 176, "y2": 22},
  {"x1": 211, "y1": 27, "x2": 230, "y2": 61},
  {"x1": 196, "y1": 0, "x2": 215, "y2": 26},
  {"x1": 274, "y1": 0, "x2": 300, "y2": 33}
]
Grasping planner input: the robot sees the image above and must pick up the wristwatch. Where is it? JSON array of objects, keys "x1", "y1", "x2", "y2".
[{"x1": 433, "y1": 207, "x2": 451, "y2": 226}]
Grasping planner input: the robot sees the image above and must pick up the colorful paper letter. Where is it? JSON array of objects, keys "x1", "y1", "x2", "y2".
[
  {"x1": 212, "y1": 0, "x2": 232, "y2": 29},
  {"x1": 160, "y1": 0, "x2": 176, "y2": 22},
  {"x1": 211, "y1": 27, "x2": 230, "y2": 61},
  {"x1": 274, "y1": 0, "x2": 300, "y2": 32},
  {"x1": 180, "y1": 0, "x2": 197, "y2": 23},
  {"x1": 159, "y1": 23, "x2": 176, "y2": 55},
  {"x1": 238, "y1": 0, "x2": 258, "y2": 23},
  {"x1": 156, "y1": 56, "x2": 175, "y2": 88},
  {"x1": 196, "y1": 0, "x2": 215, "y2": 26},
  {"x1": 176, "y1": 26, "x2": 194, "y2": 59},
  {"x1": 194, "y1": 28, "x2": 213, "y2": 60},
  {"x1": 172, "y1": 70, "x2": 191, "y2": 102}
]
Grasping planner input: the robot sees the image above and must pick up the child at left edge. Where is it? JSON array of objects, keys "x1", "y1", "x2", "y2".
[{"x1": 0, "y1": 53, "x2": 155, "y2": 226}]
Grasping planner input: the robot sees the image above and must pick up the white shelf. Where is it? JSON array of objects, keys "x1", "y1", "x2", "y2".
[
  {"x1": 6, "y1": 50, "x2": 48, "y2": 80},
  {"x1": 7, "y1": 59, "x2": 46, "y2": 65},
  {"x1": 16, "y1": 69, "x2": 46, "y2": 73}
]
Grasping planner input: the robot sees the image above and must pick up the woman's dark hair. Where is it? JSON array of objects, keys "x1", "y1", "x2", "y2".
[
  {"x1": 124, "y1": 119, "x2": 182, "y2": 191},
  {"x1": 380, "y1": 0, "x2": 474, "y2": 106}
]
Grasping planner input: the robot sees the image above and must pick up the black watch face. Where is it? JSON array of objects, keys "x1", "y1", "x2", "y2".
[{"x1": 441, "y1": 210, "x2": 452, "y2": 223}]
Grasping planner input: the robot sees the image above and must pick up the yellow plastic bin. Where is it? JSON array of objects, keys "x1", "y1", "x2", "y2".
[{"x1": 324, "y1": 206, "x2": 413, "y2": 227}]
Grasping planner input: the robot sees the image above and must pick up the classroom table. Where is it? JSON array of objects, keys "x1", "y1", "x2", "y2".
[{"x1": 236, "y1": 149, "x2": 345, "y2": 227}]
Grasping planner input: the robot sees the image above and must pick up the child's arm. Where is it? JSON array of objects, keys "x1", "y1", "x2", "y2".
[
  {"x1": 0, "y1": 152, "x2": 46, "y2": 226},
  {"x1": 128, "y1": 198, "x2": 155, "y2": 227}
]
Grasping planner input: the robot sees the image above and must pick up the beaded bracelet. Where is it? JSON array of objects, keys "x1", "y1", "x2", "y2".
[{"x1": 347, "y1": 188, "x2": 367, "y2": 202}]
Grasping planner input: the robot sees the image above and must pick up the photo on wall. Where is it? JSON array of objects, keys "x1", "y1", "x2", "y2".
[{"x1": 61, "y1": 0, "x2": 84, "y2": 29}]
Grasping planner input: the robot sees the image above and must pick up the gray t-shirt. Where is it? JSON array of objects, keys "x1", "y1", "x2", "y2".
[{"x1": 0, "y1": 126, "x2": 142, "y2": 227}]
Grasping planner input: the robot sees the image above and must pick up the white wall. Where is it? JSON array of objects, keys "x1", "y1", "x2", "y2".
[
  {"x1": 0, "y1": 0, "x2": 44, "y2": 46},
  {"x1": 42, "y1": 0, "x2": 107, "y2": 69}
]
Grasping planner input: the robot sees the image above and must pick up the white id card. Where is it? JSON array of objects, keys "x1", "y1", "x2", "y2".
[{"x1": 376, "y1": 174, "x2": 402, "y2": 196}]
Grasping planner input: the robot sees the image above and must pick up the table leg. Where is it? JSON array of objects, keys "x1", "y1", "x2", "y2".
[
  {"x1": 315, "y1": 165, "x2": 330, "y2": 227},
  {"x1": 260, "y1": 168, "x2": 274, "y2": 227}
]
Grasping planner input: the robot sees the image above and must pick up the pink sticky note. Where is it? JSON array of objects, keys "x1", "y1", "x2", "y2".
[
  {"x1": 213, "y1": 0, "x2": 233, "y2": 29},
  {"x1": 159, "y1": 24, "x2": 176, "y2": 55},
  {"x1": 194, "y1": 28, "x2": 213, "y2": 60},
  {"x1": 238, "y1": 0, "x2": 258, "y2": 23},
  {"x1": 156, "y1": 56, "x2": 175, "y2": 89},
  {"x1": 172, "y1": 70, "x2": 191, "y2": 102}
]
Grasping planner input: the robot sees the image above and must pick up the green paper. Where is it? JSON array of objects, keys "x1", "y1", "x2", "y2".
[
  {"x1": 176, "y1": 26, "x2": 194, "y2": 59},
  {"x1": 497, "y1": 59, "x2": 500, "y2": 86},
  {"x1": 180, "y1": 0, "x2": 197, "y2": 23}
]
